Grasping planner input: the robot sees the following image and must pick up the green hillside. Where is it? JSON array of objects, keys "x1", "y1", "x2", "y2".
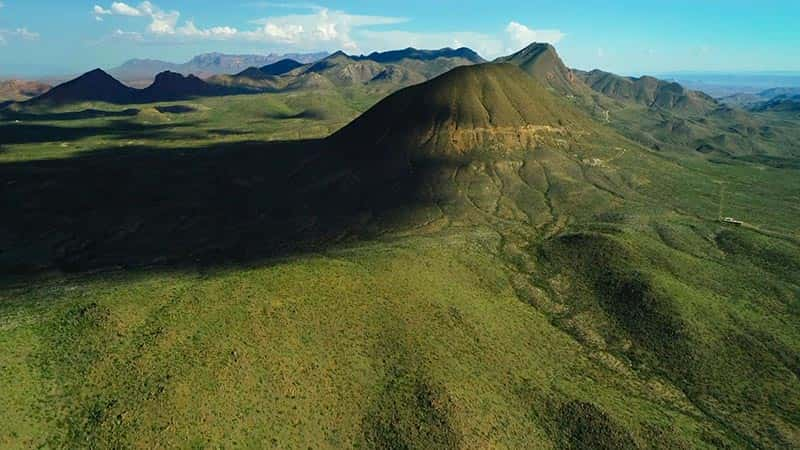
[{"x1": 2, "y1": 44, "x2": 800, "y2": 448}]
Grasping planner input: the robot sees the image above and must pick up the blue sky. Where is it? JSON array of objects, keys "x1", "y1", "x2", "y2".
[{"x1": 1, "y1": 0, "x2": 798, "y2": 77}]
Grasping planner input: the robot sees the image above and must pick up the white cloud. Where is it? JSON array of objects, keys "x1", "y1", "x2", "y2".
[
  {"x1": 113, "y1": 28, "x2": 143, "y2": 41},
  {"x1": 244, "y1": 8, "x2": 408, "y2": 50},
  {"x1": 505, "y1": 21, "x2": 565, "y2": 47},
  {"x1": 178, "y1": 21, "x2": 238, "y2": 39},
  {"x1": 111, "y1": 1, "x2": 143, "y2": 16},
  {"x1": 0, "y1": 27, "x2": 39, "y2": 45},
  {"x1": 0, "y1": 2, "x2": 5, "y2": 9},
  {"x1": 93, "y1": 2, "x2": 179, "y2": 34},
  {"x1": 90, "y1": 3, "x2": 567, "y2": 59}
]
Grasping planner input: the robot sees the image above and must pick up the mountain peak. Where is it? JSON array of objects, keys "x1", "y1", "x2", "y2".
[
  {"x1": 494, "y1": 43, "x2": 577, "y2": 94},
  {"x1": 328, "y1": 50, "x2": 350, "y2": 59},
  {"x1": 29, "y1": 68, "x2": 136, "y2": 105},
  {"x1": 259, "y1": 58, "x2": 304, "y2": 76},
  {"x1": 330, "y1": 63, "x2": 594, "y2": 163},
  {"x1": 81, "y1": 68, "x2": 117, "y2": 80},
  {"x1": 359, "y1": 47, "x2": 485, "y2": 64}
]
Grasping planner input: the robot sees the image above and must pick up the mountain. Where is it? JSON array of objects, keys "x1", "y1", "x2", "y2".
[
  {"x1": 109, "y1": 52, "x2": 328, "y2": 84},
  {"x1": 220, "y1": 47, "x2": 487, "y2": 93},
  {"x1": 140, "y1": 71, "x2": 230, "y2": 102},
  {"x1": 753, "y1": 94, "x2": 800, "y2": 112},
  {"x1": 577, "y1": 69, "x2": 718, "y2": 114},
  {"x1": 0, "y1": 79, "x2": 51, "y2": 101},
  {"x1": 301, "y1": 51, "x2": 386, "y2": 87},
  {"x1": 356, "y1": 47, "x2": 485, "y2": 64},
  {"x1": 721, "y1": 87, "x2": 800, "y2": 109},
  {"x1": 758, "y1": 87, "x2": 800, "y2": 99},
  {"x1": 30, "y1": 68, "x2": 139, "y2": 105},
  {"x1": 28, "y1": 69, "x2": 234, "y2": 105},
  {"x1": 330, "y1": 63, "x2": 603, "y2": 162},
  {"x1": 494, "y1": 43, "x2": 579, "y2": 94},
  {"x1": 258, "y1": 59, "x2": 305, "y2": 76}
]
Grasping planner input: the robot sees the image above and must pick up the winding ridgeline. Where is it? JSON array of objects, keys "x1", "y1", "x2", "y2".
[{"x1": 1, "y1": 43, "x2": 800, "y2": 449}]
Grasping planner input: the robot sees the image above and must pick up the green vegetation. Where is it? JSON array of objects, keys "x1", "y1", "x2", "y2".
[{"x1": 2, "y1": 45, "x2": 800, "y2": 448}]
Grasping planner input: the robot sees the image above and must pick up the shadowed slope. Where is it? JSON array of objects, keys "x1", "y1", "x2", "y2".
[
  {"x1": 28, "y1": 69, "x2": 238, "y2": 105},
  {"x1": 259, "y1": 58, "x2": 305, "y2": 76},
  {"x1": 31, "y1": 69, "x2": 138, "y2": 105}
]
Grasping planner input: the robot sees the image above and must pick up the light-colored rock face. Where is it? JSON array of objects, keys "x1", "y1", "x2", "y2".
[{"x1": 331, "y1": 63, "x2": 607, "y2": 161}]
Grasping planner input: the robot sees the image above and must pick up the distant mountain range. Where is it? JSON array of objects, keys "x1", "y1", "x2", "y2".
[
  {"x1": 109, "y1": 52, "x2": 329, "y2": 85},
  {"x1": 721, "y1": 87, "x2": 800, "y2": 110},
  {"x1": 16, "y1": 42, "x2": 764, "y2": 125},
  {"x1": 211, "y1": 47, "x2": 485, "y2": 92},
  {"x1": 751, "y1": 94, "x2": 800, "y2": 113}
]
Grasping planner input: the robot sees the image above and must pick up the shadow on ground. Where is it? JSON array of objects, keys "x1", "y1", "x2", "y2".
[
  {"x1": 0, "y1": 108, "x2": 141, "y2": 122},
  {"x1": 0, "y1": 138, "x2": 424, "y2": 279},
  {"x1": 0, "y1": 121, "x2": 200, "y2": 145}
]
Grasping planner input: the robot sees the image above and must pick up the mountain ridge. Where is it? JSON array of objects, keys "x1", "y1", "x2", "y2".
[
  {"x1": 28, "y1": 69, "x2": 235, "y2": 105},
  {"x1": 109, "y1": 51, "x2": 329, "y2": 84}
]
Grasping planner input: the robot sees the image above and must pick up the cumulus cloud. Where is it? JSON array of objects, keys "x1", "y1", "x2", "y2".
[
  {"x1": 111, "y1": 1, "x2": 143, "y2": 16},
  {"x1": 244, "y1": 8, "x2": 408, "y2": 50},
  {"x1": 505, "y1": 21, "x2": 565, "y2": 47},
  {"x1": 89, "y1": 3, "x2": 566, "y2": 58},
  {"x1": 93, "y1": 2, "x2": 179, "y2": 34}
]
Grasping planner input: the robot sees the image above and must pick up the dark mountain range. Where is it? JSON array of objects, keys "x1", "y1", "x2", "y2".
[
  {"x1": 28, "y1": 69, "x2": 235, "y2": 105},
  {"x1": 258, "y1": 59, "x2": 305, "y2": 76},
  {"x1": 753, "y1": 94, "x2": 800, "y2": 112},
  {"x1": 109, "y1": 52, "x2": 328, "y2": 84},
  {"x1": 140, "y1": 71, "x2": 230, "y2": 102},
  {"x1": 220, "y1": 47, "x2": 485, "y2": 92},
  {"x1": 30, "y1": 69, "x2": 139, "y2": 105},
  {"x1": 354, "y1": 47, "x2": 485, "y2": 64}
]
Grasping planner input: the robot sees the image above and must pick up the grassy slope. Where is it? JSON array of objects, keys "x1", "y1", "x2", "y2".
[
  {"x1": 0, "y1": 87, "x2": 380, "y2": 162},
  {"x1": 1, "y1": 232, "x2": 737, "y2": 448},
  {"x1": 1, "y1": 80, "x2": 800, "y2": 448}
]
